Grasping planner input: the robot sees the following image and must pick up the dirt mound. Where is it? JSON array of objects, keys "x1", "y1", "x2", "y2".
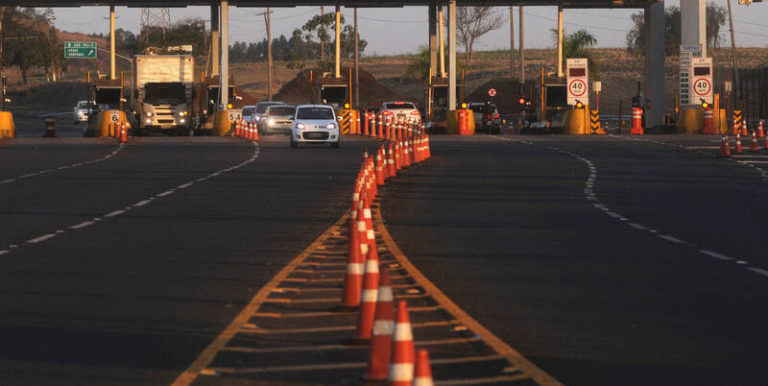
[
  {"x1": 466, "y1": 78, "x2": 534, "y2": 114},
  {"x1": 274, "y1": 67, "x2": 399, "y2": 106},
  {"x1": 8, "y1": 82, "x2": 90, "y2": 110}
]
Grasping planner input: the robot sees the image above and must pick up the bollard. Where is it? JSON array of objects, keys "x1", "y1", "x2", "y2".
[
  {"x1": 43, "y1": 116, "x2": 57, "y2": 138},
  {"x1": 702, "y1": 108, "x2": 716, "y2": 135},
  {"x1": 457, "y1": 109, "x2": 469, "y2": 135},
  {"x1": 630, "y1": 107, "x2": 644, "y2": 135}
]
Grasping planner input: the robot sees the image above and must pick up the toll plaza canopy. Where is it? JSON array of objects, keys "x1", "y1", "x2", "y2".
[{"x1": 5, "y1": 0, "x2": 656, "y2": 8}]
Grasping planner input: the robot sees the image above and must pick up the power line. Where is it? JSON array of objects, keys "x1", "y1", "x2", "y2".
[{"x1": 526, "y1": 11, "x2": 628, "y2": 32}]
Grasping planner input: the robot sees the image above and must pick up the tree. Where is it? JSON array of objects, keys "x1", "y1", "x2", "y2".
[
  {"x1": 626, "y1": 3, "x2": 727, "y2": 55},
  {"x1": 138, "y1": 18, "x2": 207, "y2": 59},
  {"x1": 1, "y1": 7, "x2": 62, "y2": 83},
  {"x1": 552, "y1": 28, "x2": 601, "y2": 80},
  {"x1": 452, "y1": 6, "x2": 504, "y2": 66}
]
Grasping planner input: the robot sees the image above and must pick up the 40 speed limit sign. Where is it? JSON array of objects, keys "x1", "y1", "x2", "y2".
[
  {"x1": 691, "y1": 57, "x2": 713, "y2": 105},
  {"x1": 566, "y1": 58, "x2": 588, "y2": 106}
]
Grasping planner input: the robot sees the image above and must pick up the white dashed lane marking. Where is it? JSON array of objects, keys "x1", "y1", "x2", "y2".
[
  {"x1": 0, "y1": 143, "x2": 125, "y2": 186},
  {"x1": 494, "y1": 136, "x2": 768, "y2": 280},
  {"x1": 2, "y1": 142, "x2": 260, "y2": 258}
]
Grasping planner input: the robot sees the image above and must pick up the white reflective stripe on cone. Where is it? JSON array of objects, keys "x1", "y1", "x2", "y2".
[
  {"x1": 347, "y1": 263, "x2": 364, "y2": 275},
  {"x1": 361, "y1": 289, "x2": 379, "y2": 303},
  {"x1": 378, "y1": 286, "x2": 393, "y2": 302},
  {"x1": 373, "y1": 319, "x2": 394, "y2": 335},
  {"x1": 365, "y1": 259, "x2": 380, "y2": 273},
  {"x1": 389, "y1": 363, "x2": 414, "y2": 382},
  {"x1": 367, "y1": 229, "x2": 376, "y2": 241},
  {"x1": 413, "y1": 376, "x2": 434, "y2": 386},
  {"x1": 393, "y1": 323, "x2": 413, "y2": 341}
]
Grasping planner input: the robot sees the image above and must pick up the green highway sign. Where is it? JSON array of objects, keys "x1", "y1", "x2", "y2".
[{"x1": 65, "y1": 42, "x2": 97, "y2": 59}]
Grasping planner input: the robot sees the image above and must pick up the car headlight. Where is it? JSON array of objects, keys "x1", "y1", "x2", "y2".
[
  {"x1": 326, "y1": 123, "x2": 336, "y2": 129},
  {"x1": 296, "y1": 123, "x2": 305, "y2": 129},
  {"x1": 178, "y1": 111, "x2": 187, "y2": 117},
  {"x1": 268, "y1": 119, "x2": 275, "y2": 126},
  {"x1": 180, "y1": 119, "x2": 186, "y2": 123},
  {"x1": 146, "y1": 112, "x2": 152, "y2": 117},
  {"x1": 254, "y1": 116, "x2": 261, "y2": 122}
]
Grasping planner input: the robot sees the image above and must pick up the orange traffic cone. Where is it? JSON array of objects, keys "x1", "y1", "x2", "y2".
[
  {"x1": 750, "y1": 130, "x2": 759, "y2": 152},
  {"x1": 119, "y1": 122, "x2": 127, "y2": 143},
  {"x1": 376, "y1": 148, "x2": 386, "y2": 185},
  {"x1": 718, "y1": 136, "x2": 731, "y2": 158},
  {"x1": 425, "y1": 135, "x2": 431, "y2": 159},
  {"x1": 387, "y1": 143, "x2": 397, "y2": 178},
  {"x1": 732, "y1": 121, "x2": 739, "y2": 136},
  {"x1": 413, "y1": 350, "x2": 434, "y2": 386},
  {"x1": 342, "y1": 206, "x2": 366, "y2": 308},
  {"x1": 759, "y1": 120, "x2": 765, "y2": 138},
  {"x1": 365, "y1": 266, "x2": 394, "y2": 381},
  {"x1": 252, "y1": 122, "x2": 260, "y2": 141},
  {"x1": 394, "y1": 142, "x2": 402, "y2": 170},
  {"x1": 355, "y1": 237, "x2": 380, "y2": 341},
  {"x1": 403, "y1": 141, "x2": 412, "y2": 167},
  {"x1": 742, "y1": 120, "x2": 748, "y2": 136},
  {"x1": 735, "y1": 133, "x2": 743, "y2": 154},
  {"x1": 388, "y1": 300, "x2": 415, "y2": 386}
]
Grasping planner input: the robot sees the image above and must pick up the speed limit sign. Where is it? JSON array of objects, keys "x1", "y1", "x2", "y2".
[
  {"x1": 691, "y1": 57, "x2": 713, "y2": 105},
  {"x1": 566, "y1": 58, "x2": 588, "y2": 106}
]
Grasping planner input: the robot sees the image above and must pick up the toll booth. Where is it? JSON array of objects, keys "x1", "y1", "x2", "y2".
[
  {"x1": 93, "y1": 78, "x2": 123, "y2": 110},
  {"x1": 195, "y1": 74, "x2": 237, "y2": 131},
  {"x1": 528, "y1": 75, "x2": 567, "y2": 133},
  {"x1": 427, "y1": 76, "x2": 462, "y2": 129},
  {"x1": 314, "y1": 72, "x2": 349, "y2": 110}
]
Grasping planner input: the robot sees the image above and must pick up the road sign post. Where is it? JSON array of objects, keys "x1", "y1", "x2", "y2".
[
  {"x1": 566, "y1": 58, "x2": 588, "y2": 107},
  {"x1": 691, "y1": 57, "x2": 713, "y2": 106},
  {"x1": 65, "y1": 42, "x2": 98, "y2": 59}
]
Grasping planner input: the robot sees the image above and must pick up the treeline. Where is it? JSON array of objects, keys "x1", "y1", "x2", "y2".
[{"x1": 0, "y1": 7, "x2": 65, "y2": 83}]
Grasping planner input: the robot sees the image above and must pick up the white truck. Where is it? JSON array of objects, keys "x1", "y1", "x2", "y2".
[{"x1": 134, "y1": 55, "x2": 195, "y2": 135}]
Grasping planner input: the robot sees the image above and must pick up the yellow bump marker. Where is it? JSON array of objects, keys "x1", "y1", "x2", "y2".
[
  {"x1": 200, "y1": 369, "x2": 217, "y2": 376},
  {"x1": 243, "y1": 323, "x2": 259, "y2": 329},
  {"x1": 452, "y1": 325, "x2": 468, "y2": 332}
]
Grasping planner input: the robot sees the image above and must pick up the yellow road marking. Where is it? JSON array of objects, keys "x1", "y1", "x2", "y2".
[
  {"x1": 435, "y1": 374, "x2": 529, "y2": 385},
  {"x1": 253, "y1": 305, "x2": 443, "y2": 319},
  {"x1": 242, "y1": 320, "x2": 459, "y2": 335},
  {"x1": 171, "y1": 215, "x2": 349, "y2": 386},
  {"x1": 205, "y1": 355, "x2": 509, "y2": 375},
  {"x1": 374, "y1": 209, "x2": 563, "y2": 386}
]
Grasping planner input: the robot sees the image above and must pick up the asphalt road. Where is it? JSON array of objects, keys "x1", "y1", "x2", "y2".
[
  {"x1": 0, "y1": 135, "x2": 377, "y2": 385},
  {"x1": 3, "y1": 133, "x2": 767, "y2": 385},
  {"x1": 380, "y1": 135, "x2": 768, "y2": 386}
]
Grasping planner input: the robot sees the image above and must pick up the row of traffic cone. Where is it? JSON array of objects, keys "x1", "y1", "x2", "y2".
[
  {"x1": 731, "y1": 119, "x2": 766, "y2": 138},
  {"x1": 113, "y1": 121, "x2": 127, "y2": 143},
  {"x1": 718, "y1": 130, "x2": 768, "y2": 158},
  {"x1": 363, "y1": 113, "x2": 426, "y2": 141},
  {"x1": 340, "y1": 141, "x2": 433, "y2": 384},
  {"x1": 234, "y1": 119, "x2": 260, "y2": 141}
]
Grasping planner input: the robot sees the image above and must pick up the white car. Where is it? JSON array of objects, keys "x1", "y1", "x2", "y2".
[
  {"x1": 259, "y1": 104, "x2": 295, "y2": 135},
  {"x1": 291, "y1": 104, "x2": 340, "y2": 148},
  {"x1": 379, "y1": 101, "x2": 422, "y2": 124},
  {"x1": 249, "y1": 101, "x2": 285, "y2": 124},
  {"x1": 73, "y1": 100, "x2": 96, "y2": 124}
]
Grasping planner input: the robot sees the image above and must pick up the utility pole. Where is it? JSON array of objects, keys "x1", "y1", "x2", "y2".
[
  {"x1": 334, "y1": 5, "x2": 341, "y2": 79},
  {"x1": 354, "y1": 8, "x2": 359, "y2": 108},
  {"x1": 258, "y1": 8, "x2": 274, "y2": 101},
  {"x1": 519, "y1": 5, "x2": 525, "y2": 91},
  {"x1": 509, "y1": 6, "x2": 515, "y2": 79},
  {"x1": 726, "y1": 0, "x2": 740, "y2": 101}
]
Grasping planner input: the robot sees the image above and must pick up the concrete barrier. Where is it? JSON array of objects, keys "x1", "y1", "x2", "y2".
[
  {"x1": 0, "y1": 111, "x2": 15, "y2": 139},
  {"x1": 677, "y1": 108, "x2": 702, "y2": 134},
  {"x1": 563, "y1": 107, "x2": 588, "y2": 135},
  {"x1": 212, "y1": 110, "x2": 232, "y2": 136}
]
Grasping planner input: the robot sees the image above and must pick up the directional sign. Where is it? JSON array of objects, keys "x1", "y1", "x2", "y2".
[
  {"x1": 65, "y1": 42, "x2": 97, "y2": 59},
  {"x1": 566, "y1": 58, "x2": 588, "y2": 106},
  {"x1": 691, "y1": 57, "x2": 713, "y2": 105},
  {"x1": 488, "y1": 88, "x2": 497, "y2": 97}
]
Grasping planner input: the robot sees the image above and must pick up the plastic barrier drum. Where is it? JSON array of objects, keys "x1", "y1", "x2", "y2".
[
  {"x1": 630, "y1": 107, "x2": 644, "y2": 135},
  {"x1": 702, "y1": 108, "x2": 716, "y2": 134},
  {"x1": 0, "y1": 111, "x2": 15, "y2": 139}
]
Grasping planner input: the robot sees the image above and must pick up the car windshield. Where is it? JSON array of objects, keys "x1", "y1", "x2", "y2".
[
  {"x1": 78, "y1": 102, "x2": 96, "y2": 110},
  {"x1": 242, "y1": 107, "x2": 256, "y2": 116},
  {"x1": 384, "y1": 102, "x2": 416, "y2": 110},
  {"x1": 296, "y1": 107, "x2": 334, "y2": 120},
  {"x1": 256, "y1": 102, "x2": 282, "y2": 114},
  {"x1": 268, "y1": 106, "x2": 295, "y2": 116}
]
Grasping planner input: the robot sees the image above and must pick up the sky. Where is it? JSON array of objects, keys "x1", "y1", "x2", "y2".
[{"x1": 47, "y1": 0, "x2": 768, "y2": 56}]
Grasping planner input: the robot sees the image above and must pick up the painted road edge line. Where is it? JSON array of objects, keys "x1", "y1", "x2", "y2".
[
  {"x1": 373, "y1": 208, "x2": 563, "y2": 386},
  {"x1": 171, "y1": 213, "x2": 350, "y2": 386}
]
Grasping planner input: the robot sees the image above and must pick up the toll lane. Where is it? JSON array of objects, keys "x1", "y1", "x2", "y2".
[
  {"x1": 0, "y1": 135, "x2": 377, "y2": 385},
  {"x1": 379, "y1": 135, "x2": 768, "y2": 386}
]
